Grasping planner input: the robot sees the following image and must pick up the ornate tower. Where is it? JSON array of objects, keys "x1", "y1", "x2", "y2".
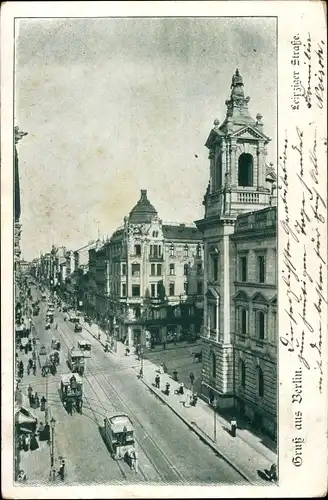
[
  {"x1": 203, "y1": 69, "x2": 271, "y2": 219},
  {"x1": 196, "y1": 70, "x2": 271, "y2": 408}
]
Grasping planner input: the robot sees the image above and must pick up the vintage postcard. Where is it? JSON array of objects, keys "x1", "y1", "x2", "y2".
[{"x1": 1, "y1": 1, "x2": 327, "y2": 498}]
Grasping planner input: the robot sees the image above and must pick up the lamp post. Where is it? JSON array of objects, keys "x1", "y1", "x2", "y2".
[
  {"x1": 44, "y1": 363, "x2": 50, "y2": 425},
  {"x1": 50, "y1": 417, "x2": 56, "y2": 467},
  {"x1": 213, "y1": 396, "x2": 217, "y2": 442}
]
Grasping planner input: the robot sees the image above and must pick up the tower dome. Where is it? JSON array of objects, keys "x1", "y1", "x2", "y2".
[{"x1": 129, "y1": 189, "x2": 158, "y2": 224}]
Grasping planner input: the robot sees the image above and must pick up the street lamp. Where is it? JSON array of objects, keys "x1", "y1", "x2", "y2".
[
  {"x1": 50, "y1": 417, "x2": 56, "y2": 468},
  {"x1": 213, "y1": 396, "x2": 217, "y2": 442}
]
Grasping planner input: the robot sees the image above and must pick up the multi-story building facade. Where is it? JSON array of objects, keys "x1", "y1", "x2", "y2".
[
  {"x1": 88, "y1": 189, "x2": 204, "y2": 346},
  {"x1": 195, "y1": 69, "x2": 277, "y2": 439}
]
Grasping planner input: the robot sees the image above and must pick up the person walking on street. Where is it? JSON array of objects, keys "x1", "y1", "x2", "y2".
[
  {"x1": 32, "y1": 361, "x2": 36, "y2": 376},
  {"x1": 172, "y1": 370, "x2": 178, "y2": 382},
  {"x1": 34, "y1": 392, "x2": 40, "y2": 408},
  {"x1": 27, "y1": 384, "x2": 33, "y2": 400},
  {"x1": 58, "y1": 460, "x2": 66, "y2": 481},
  {"x1": 230, "y1": 417, "x2": 237, "y2": 437},
  {"x1": 27, "y1": 364, "x2": 30, "y2": 376},
  {"x1": 155, "y1": 374, "x2": 160, "y2": 389},
  {"x1": 190, "y1": 372, "x2": 195, "y2": 387}
]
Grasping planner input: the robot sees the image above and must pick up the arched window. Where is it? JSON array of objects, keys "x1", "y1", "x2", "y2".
[
  {"x1": 238, "y1": 153, "x2": 253, "y2": 187},
  {"x1": 258, "y1": 367, "x2": 264, "y2": 397},
  {"x1": 211, "y1": 351, "x2": 217, "y2": 378},
  {"x1": 240, "y1": 360, "x2": 246, "y2": 389}
]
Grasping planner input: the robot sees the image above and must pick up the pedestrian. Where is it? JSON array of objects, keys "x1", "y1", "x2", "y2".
[
  {"x1": 163, "y1": 340, "x2": 166, "y2": 350},
  {"x1": 28, "y1": 358, "x2": 33, "y2": 368},
  {"x1": 44, "y1": 423, "x2": 50, "y2": 443},
  {"x1": 27, "y1": 364, "x2": 30, "y2": 376},
  {"x1": 230, "y1": 417, "x2": 237, "y2": 437},
  {"x1": 165, "y1": 382, "x2": 170, "y2": 395},
  {"x1": 49, "y1": 468, "x2": 56, "y2": 481},
  {"x1": 27, "y1": 384, "x2": 33, "y2": 400},
  {"x1": 19, "y1": 360, "x2": 24, "y2": 373},
  {"x1": 190, "y1": 372, "x2": 195, "y2": 387},
  {"x1": 22, "y1": 434, "x2": 29, "y2": 452},
  {"x1": 24, "y1": 344, "x2": 29, "y2": 355},
  {"x1": 29, "y1": 392, "x2": 35, "y2": 408},
  {"x1": 175, "y1": 382, "x2": 184, "y2": 395},
  {"x1": 172, "y1": 370, "x2": 178, "y2": 382},
  {"x1": 184, "y1": 392, "x2": 191, "y2": 408},
  {"x1": 40, "y1": 396, "x2": 46, "y2": 411},
  {"x1": 66, "y1": 398, "x2": 72, "y2": 415},
  {"x1": 125, "y1": 347, "x2": 130, "y2": 356},
  {"x1": 29, "y1": 433, "x2": 39, "y2": 451},
  {"x1": 58, "y1": 459, "x2": 65, "y2": 480},
  {"x1": 155, "y1": 374, "x2": 160, "y2": 389},
  {"x1": 173, "y1": 332, "x2": 177, "y2": 345},
  {"x1": 34, "y1": 392, "x2": 40, "y2": 408},
  {"x1": 32, "y1": 361, "x2": 36, "y2": 376},
  {"x1": 130, "y1": 450, "x2": 138, "y2": 472}
]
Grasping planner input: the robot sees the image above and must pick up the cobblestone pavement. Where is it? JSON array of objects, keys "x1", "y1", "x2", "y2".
[{"x1": 16, "y1": 287, "x2": 248, "y2": 486}]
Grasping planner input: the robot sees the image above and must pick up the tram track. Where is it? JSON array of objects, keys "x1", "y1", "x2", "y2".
[
  {"x1": 55, "y1": 314, "x2": 185, "y2": 483},
  {"x1": 53, "y1": 320, "x2": 128, "y2": 481}
]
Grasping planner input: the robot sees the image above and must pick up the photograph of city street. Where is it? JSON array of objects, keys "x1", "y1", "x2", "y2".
[{"x1": 14, "y1": 16, "x2": 278, "y2": 486}]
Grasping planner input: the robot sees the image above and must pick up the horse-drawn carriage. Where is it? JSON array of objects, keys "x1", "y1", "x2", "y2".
[
  {"x1": 60, "y1": 374, "x2": 83, "y2": 414},
  {"x1": 67, "y1": 348, "x2": 85, "y2": 376},
  {"x1": 77, "y1": 340, "x2": 91, "y2": 358},
  {"x1": 51, "y1": 338, "x2": 61, "y2": 351}
]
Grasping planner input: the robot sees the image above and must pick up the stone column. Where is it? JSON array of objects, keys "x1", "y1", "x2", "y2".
[
  {"x1": 230, "y1": 140, "x2": 237, "y2": 188},
  {"x1": 223, "y1": 232, "x2": 231, "y2": 344},
  {"x1": 216, "y1": 297, "x2": 220, "y2": 342}
]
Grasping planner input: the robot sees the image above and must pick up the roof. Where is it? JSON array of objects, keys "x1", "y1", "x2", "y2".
[
  {"x1": 69, "y1": 349, "x2": 85, "y2": 357},
  {"x1": 162, "y1": 224, "x2": 202, "y2": 241},
  {"x1": 78, "y1": 340, "x2": 91, "y2": 346},
  {"x1": 60, "y1": 373, "x2": 83, "y2": 384},
  {"x1": 106, "y1": 413, "x2": 134, "y2": 433},
  {"x1": 129, "y1": 189, "x2": 158, "y2": 224}
]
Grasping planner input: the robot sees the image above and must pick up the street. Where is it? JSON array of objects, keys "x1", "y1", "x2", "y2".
[{"x1": 19, "y1": 287, "x2": 245, "y2": 485}]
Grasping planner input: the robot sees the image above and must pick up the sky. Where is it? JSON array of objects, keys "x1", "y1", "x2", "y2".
[{"x1": 15, "y1": 17, "x2": 277, "y2": 261}]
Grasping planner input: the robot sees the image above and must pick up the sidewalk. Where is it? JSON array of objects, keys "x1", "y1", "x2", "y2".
[{"x1": 81, "y1": 321, "x2": 277, "y2": 485}]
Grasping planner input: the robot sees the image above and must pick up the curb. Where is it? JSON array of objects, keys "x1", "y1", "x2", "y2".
[{"x1": 140, "y1": 376, "x2": 254, "y2": 484}]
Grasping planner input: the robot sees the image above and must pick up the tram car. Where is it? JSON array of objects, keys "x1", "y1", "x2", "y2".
[
  {"x1": 103, "y1": 413, "x2": 135, "y2": 460},
  {"x1": 67, "y1": 348, "x2": 85, "y2": 375},
  {"x1": 60, "y1": 373, "x2": 83, "y2": 413}
]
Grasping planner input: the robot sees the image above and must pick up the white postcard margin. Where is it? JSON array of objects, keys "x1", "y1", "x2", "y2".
[{"x1": 1, "y1": 1, "x2": 327, "y2": 498}]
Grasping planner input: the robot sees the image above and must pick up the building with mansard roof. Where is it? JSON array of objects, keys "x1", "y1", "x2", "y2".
[
  {"x1": 88, "y1": 189, "x2": 204, "y2": 347},
  {"x1": 195, "y1": 69, "x2": 277, "y2": 439}
]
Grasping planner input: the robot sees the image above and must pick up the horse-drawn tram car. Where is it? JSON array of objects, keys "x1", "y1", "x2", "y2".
[
  {"x1": 60, "y1": 374, "x2": 83, "y2": 413},
  {"x1": 103, "y1": 413, "x2": 135, "y2": 460},
  {"x1": 67, "y1": 348, "x2": 85, "y2": 375}
]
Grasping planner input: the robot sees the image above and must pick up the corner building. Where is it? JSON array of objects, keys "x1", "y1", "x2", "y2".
[
  {"x1": 95, "y1": 189, "x2": 204, "y2": 347},
  {"x1": 195, "y1": 70, "x2": 277, "y2": 439}
]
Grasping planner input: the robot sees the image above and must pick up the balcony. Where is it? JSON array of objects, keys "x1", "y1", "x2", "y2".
[
  {"x1": 235, "y1": 206, "x2": 277, "y2": 233},
  {"x1": 149, "y1": 254, "x2": 164, "y2": 262}
]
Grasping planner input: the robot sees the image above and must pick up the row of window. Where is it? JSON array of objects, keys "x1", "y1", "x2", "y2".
[
  {"x1": 122, "y1": 262, "x2": 203, "y2": 277},
  {"x1": 210, "y1": 352, "x2": 265, "y2": 397},
  {"x1": 122, "y1": 281, "x2": 203, "y2": 298},
  {"x1": 239, "y1": 361, "x2": 265, "y2": 397},
  {"x1": 239, "y1": 254, "x2": 265, "y2": 283},
  {"x1": 209, "y1": 253, "x2": 267, "y2": 284},
  {"x1": 131, "y1": 243, "x2": 202, "y2": 258},
  {"x1": 237, "y1": 307, "x2": 277, "y2": 340}
]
